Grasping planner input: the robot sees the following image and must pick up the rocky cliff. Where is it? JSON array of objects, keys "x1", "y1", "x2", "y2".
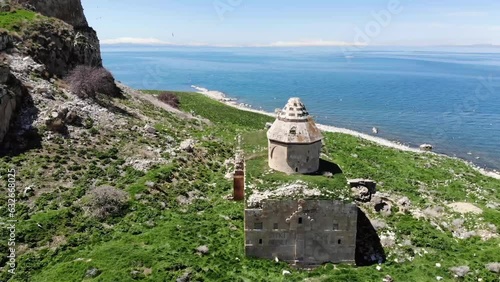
[
  {"x1": 19, "y1": 16, "x2": 102, "y2": 77},
  {"x1": 0, "y1": 0, "x2": 103, "y2": 144},
  {"x1": 12, "y1": 0, "x2": 102, "y2": 77},
  {"x1": 0, "y1": 64, "x2": 27, "y2": 144},
  {"x1": 0, "y1": 30, "x2": 13, "y2": 50},
  {"x1": 15, "y1": 0, "x2": 89, "y2": 27}
]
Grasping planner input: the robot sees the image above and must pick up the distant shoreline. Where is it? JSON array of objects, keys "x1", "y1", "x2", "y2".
[{"x1": 190, "y1": 85, "x2": 500, "y2": 180}]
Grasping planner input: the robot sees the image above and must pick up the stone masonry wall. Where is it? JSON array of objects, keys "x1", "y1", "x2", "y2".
[
  {"x1": 268, "y1": 140, "x2": 322, "y2": 174},
  {"x1": 245, "y1": 199, "x2": 358, "y2": 266}
]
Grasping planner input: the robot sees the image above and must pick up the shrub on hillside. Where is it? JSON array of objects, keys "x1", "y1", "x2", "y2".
[
  {"x1": 65, "y1": 65, "x2": 121, "y2": 99},
  {"x1": 82, "y1": 186, "x2": 129, "y2": 219},
  {"x1": 158, "y1": 91, "x2": 180, "y2": 109}
]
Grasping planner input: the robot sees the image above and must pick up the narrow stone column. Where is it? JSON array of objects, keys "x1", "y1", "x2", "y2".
[{"x1": 233, "y1": 150, "x2": 245, "y2": 201}]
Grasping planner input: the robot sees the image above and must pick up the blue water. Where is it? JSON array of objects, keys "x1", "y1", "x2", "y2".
[{"x1": 101, "y1": 46, "x2": 500, "y2": 170}]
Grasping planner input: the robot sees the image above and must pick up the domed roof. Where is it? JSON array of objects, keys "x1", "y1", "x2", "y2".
[
  {"x1": 267, "y1": 97, "x2": 323, "y2": 144},
  {"x1": 277, "y1": 97, "x2": 310, "y2": 121}
]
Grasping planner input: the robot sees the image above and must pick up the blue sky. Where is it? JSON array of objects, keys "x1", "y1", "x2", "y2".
[{"x1": 81, "y1": 0, "x2": 500, "y2": 46}]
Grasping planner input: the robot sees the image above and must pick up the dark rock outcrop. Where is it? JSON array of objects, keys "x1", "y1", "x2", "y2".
[
  {"x1": 0, "y1": 30, "x2": 13, "y2": 51},
  {"x1": 1, "y1": 0, "x2": 103, "y2": 145},
  {"x1": 12, "y1": 0, "x2": 102, "y2": 76},
  {"x1": 0, "y1": 64, "x2": 27, "y2": 143},
  {"x1": 45, "y1": 107, "x2": 84, "y2": 134},
  {"x1": 15, "y1": 0, "x2": 89, "y2": 27},
  {"x1": 20, "y1": 19, "x2": 102, "y2": 77}
]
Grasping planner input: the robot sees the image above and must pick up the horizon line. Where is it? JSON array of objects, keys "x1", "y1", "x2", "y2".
[{"x1": 100, "y1": 38, "x2": 500, "y2": 48}]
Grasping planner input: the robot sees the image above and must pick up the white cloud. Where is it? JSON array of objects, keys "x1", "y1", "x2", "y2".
[
  {"x1": 445, "y1": 11, "x2": 488, "y2": 17},
  {"x1": 101, "y1": 38, "x2": 366, "y2": 47},
  {"x1": 426, "y1": 22, "x2": 453, "y2": 29},
  {"x1": 101, "y1": 37, "x2": 237, "y2": 47},
  {"x1": 101, "y1": 37, "x2": 173, "y2": 45},
  {"x1": 259, "y1": 40, "x2": 366, "y2": 47}
]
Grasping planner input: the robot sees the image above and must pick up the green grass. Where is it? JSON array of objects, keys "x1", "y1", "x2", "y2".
[
  {"x1": 2, "y1": 91, "x2": 499, "y2": 281},
  {"x1": 0, "y1": 9, "x2": 38, "y2": 32},
  {"x1": 143, "y1": 90, "x2": 273, "y2": 130},
  {"x1": 323, "y1": 131, "x2": 500, "y2": 204}
]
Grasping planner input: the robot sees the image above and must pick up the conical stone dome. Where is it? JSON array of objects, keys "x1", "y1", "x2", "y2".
[{"x1": 267, "y1": 98, "x2": 323, "y2": 144}]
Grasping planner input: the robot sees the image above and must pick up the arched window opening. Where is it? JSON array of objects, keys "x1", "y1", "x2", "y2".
[{"x1": 270, "y1": 146, "x2": 277, "y2": 159}]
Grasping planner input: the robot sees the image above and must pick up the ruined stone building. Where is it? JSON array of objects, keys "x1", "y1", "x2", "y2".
[
  {"x1": 242, "y1": 98, "x2": 363, "y2": 266},
  {"x1": 245, "y1": 199, "x2": 358, "y2": 266},
  {"x1": 267, "y1": 98, "x2": 323, "y2": 174}
]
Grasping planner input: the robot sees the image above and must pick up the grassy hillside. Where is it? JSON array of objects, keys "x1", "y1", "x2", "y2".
[
  {"x1": 0, "y1": 9, "x2": 38, "y2": 32},
  {"x1": 0, "y1": 91, "x2": 499, "y2": 281}
]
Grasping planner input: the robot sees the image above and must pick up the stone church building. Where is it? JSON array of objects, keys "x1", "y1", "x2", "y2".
[
  {"x1": 267, "y1": 97, "x2": 323, "y2": 174},
  {"x1": 242, "y1": 97, "x2": 359, "y2": 266}
]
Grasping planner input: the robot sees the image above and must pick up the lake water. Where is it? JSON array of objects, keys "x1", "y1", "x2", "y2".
[{"x1": 101, "y1": 46, "x2": 500, "y2": 170}]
